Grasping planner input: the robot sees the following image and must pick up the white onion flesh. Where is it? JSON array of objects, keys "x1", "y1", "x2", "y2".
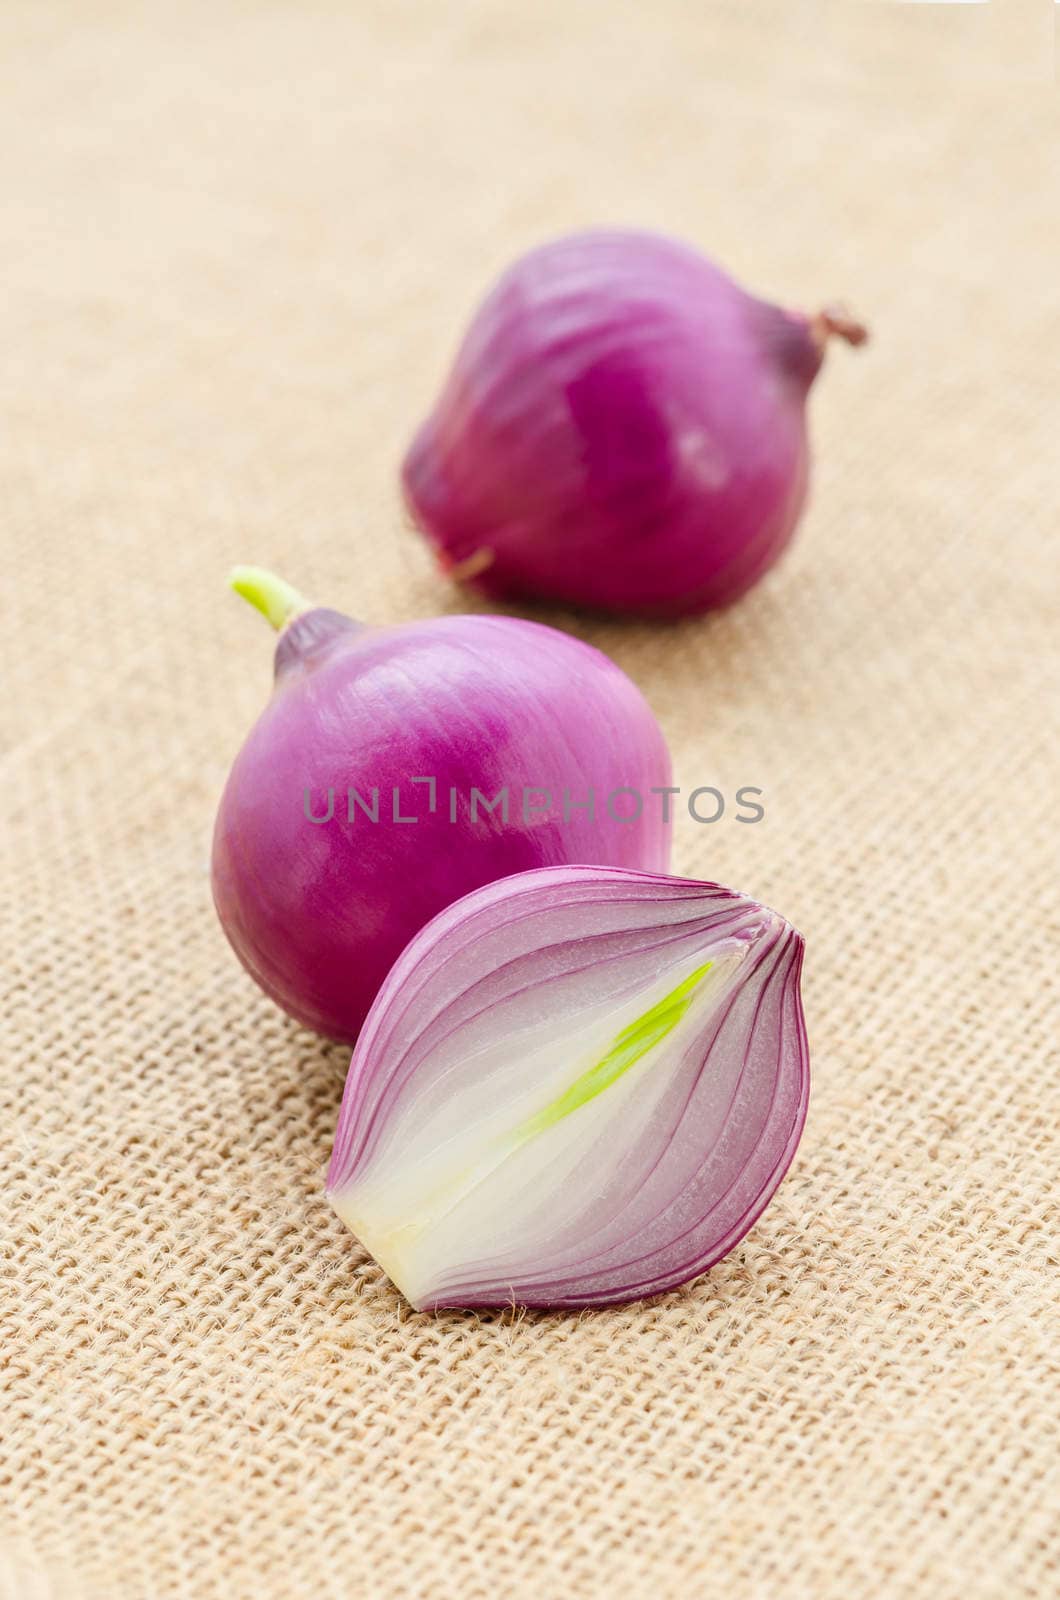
[{"x1": 327, "y1": 866, "x2": 809, "y2": 1310}]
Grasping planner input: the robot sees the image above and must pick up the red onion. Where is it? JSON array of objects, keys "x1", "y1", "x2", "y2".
[
  {"x1": 211, "y1": 569, "x2": 671, "y2": 1042},
  {"x1": 402, "y1": 228, "x2": 866, "y2": 617},
  {"x1": 327, "y1": 865, "x2": 809, "y2": 1310}
]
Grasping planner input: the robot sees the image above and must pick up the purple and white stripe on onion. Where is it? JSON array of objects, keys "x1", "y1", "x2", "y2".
[{"x1": 327, "y1": 865, "x2": 809, "y2": 1311}]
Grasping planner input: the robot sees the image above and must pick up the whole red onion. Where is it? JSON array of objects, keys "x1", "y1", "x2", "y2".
[
  {"x1": 212, "y1": 568, "x2": 672, "y2": 1042},
  {"x1": 402, "y1": 228, "x2": 866, "y2": 617}
]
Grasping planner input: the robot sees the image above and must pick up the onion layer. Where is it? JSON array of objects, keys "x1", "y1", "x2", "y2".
[{"x1": 327, "y1": 865, "x2": 809, "y2": 1310}]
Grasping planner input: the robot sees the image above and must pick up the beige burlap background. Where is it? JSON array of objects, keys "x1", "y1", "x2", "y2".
[{"x1": 2, "y1": 2, "x2": 1058, "y2": 1597}]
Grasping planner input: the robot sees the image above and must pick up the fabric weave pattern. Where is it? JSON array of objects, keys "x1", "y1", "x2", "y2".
[{"x1": 2, "y1": 3, "x2": 1057, "y2": 1597}]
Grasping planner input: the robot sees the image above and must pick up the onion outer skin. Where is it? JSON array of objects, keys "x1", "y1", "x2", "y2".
[
  {"x1": 327, "y1": 865, "x2": 809, "y2": 1311},
  {"x1": 403, "y1": 228, "x2": 861, "y2": 618},
  {"x1": 211, "y1": 596, "x2": 672, "y2": 1044}
]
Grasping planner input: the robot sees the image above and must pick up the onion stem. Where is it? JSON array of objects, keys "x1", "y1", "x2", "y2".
[
  {"x1": 229, "y1": 566, "x2": 311, "y2": 631},
  {"x1": 810, "y1": 305, "x2": 869, "y2": 351}
]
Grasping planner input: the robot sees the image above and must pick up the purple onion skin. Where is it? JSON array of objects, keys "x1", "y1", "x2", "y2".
[
  {"x1": 212, "y1": 603, "x2": 672, "y2": 1043},
  {"x1": 403, "y1": 229, "x2": 865, "y2": 618}
]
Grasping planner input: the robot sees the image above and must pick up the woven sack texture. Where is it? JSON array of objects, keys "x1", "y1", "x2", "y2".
[{"x1": 2, "y1": 3, "x2": 1057, "y2": 1597}]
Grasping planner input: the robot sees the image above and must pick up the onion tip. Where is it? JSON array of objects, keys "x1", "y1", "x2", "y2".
[
  {"x1": 447, "y1": 547, "x2": 496, "y2": 584},
  {"x1": 229, "y1": 565, "x2": 312, "y2": 632},
  {"x1": 810, "y1": 304, "x2": 870, "y2": 352}
]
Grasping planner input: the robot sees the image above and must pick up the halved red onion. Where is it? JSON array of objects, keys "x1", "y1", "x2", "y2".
[{"x1": 327, "y1": 865, "x2": 809, "y2": 1310}]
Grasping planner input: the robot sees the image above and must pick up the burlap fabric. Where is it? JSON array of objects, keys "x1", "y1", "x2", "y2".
[{"x1": 2, "y1": 3, "x2": 1057, "y2": 1597}]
